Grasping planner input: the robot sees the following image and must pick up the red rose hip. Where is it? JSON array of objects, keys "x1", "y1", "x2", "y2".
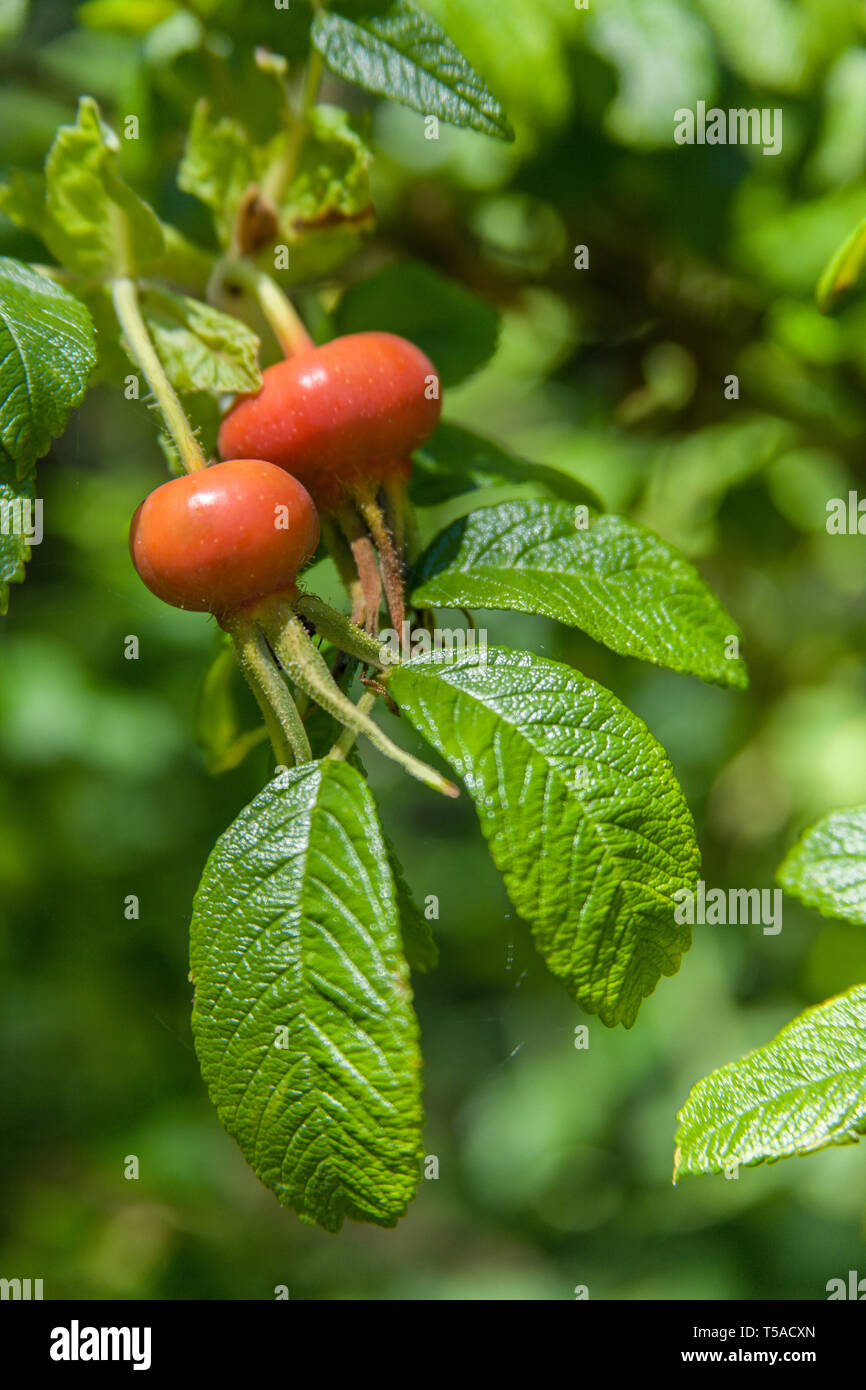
[
  {"x1": 129, "y1": 458, "x2": 319, "y2": 613},
  {"x1": 217, "y1": 331, "x2": 440, "y2": 509},
  {"x1": 217, "y1": 331, "x2": 442, "y2": 635}
]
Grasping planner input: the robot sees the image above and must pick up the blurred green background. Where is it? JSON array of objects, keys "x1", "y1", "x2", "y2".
[{"x1": 2, "y1": 0, "x2": 866, "y2": 1300}]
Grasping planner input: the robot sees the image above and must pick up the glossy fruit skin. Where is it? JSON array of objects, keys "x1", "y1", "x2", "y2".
[
  {"x1": 217, "y1": 331, "x2": 441, "y2": 508},
  {"x1": 129, "y1": 458, "x2": 320, "y2": 613}
]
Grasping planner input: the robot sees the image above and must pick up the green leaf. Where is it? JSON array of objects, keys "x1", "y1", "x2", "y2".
[
  {"x1": 411, "y1": 422, "x2": 602, "y2": 508},
  {"x1": 384, "y1": 833, "x2": 438, "y2": 973},
  {"x1": 178, "y1": 100, "x2": 373, "y2": 277},
  {"x1": 139, "y1": 286, "x2": 262, "y2": 395},
  {"x1": 817, "y1": 215, "x2": 866, "y2": 313},
  {"x1": 190, "y1": 760, "x2": 424, "y2": 1231},
  {"x1": 312, "y1": 1, "x2": 513, "y2": 140},
  {"x1": 389, "y1": 648, "x2": 699, "y2": 1026},
  {"x1": 0, "y1": 96, "x2": 164, "y2": 277},
  {"x1": 0, "y1": 257, "x2": 97, "y2": 477},
  {"x1": 0, "y1": 445, "x2": 35, "y2": 614},
  {"x1": 411, "y1": 501, "x2": 748, "y2": 690},
  {"x1": 675, "y1": 985, "x2": 866, "y2": 1176},
  {"x1": 276, "y1": 104, "x2": 375, "y2": 280},
  {"x1": 336, "y1": 261, "x2": 499, "y2": 387},
  {"x1": 178, "y1": 100, "x2": 257, "y2": 247},
  {"x1": 778, "y1": 807, "x2": 866, "y2": 927}
]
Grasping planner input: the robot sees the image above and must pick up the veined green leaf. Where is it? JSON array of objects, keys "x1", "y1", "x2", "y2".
[
  {"x1": 336, "y1": 261, "x2": 499, "y2": 387},
  {"x1": 140, "y1": 286, "x2": 262, "y2": 395},
  {"x1": 312, "y1": 1, "x2": 513, "y2": 140},
  {"x1": 384, "y1": 833, "x2": 438, "y2": 973},
  {"x1": 817, "y1": 215, "x2": 866, "y2": 313},
  {"x1": 411, "y1": 501, "x2": 748, "y2": 689},
  {"x1": 0, "y1": 96, "x2": 164, "y2": 278},
  {"x1": 190, "y1": 760, "x2": 424, "y2": 1232},
  {"x1": 410, "y1": 423, "x2": 601, "y2": 508},
  {"x1": 675, "y1": 985, "x2": 866, "y2": 1176},
  {"x1": 0, "y1": 257, "x2": 97, "y2": 477},
  {"x1": 778, "y1": 807, "x2": 866, "y2": 927},
  {"x1": 389, "y1": 647, "x2": 699, "y2": 1027}
]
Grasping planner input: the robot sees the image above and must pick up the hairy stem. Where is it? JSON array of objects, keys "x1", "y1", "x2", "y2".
[
  {"x1": 335, "y1": 502, "x2": 382, "y2": 633},
  {"x1": 227, "y1": 614, "x2": 312, "y2": 765},
  {"x1": 349, "y1": 480, "x2": 405, "y2": 636},
  {"x1": 288, "y1": 592, "x2": 387, "y2": 668},
  {"x1": 111, "y1": 276, "x2": 208, "y2": 473},
  {"x1": 328, "y1": 688, "x2": 378, "y2": 762},
  {"x1": 321, "y1": 516, "x2": 366, "y2": 625},
  {"x1": 271, "y1": 613, "x2": 459, "y2": 798}
]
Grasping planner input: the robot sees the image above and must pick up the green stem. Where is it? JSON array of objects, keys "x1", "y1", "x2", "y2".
[
  {"x1": 227, "y1": 614, "x2": 313, "y2": 766},
  {"x1": 321, "y1": 515, "x2": 366, "y2": 626},
  {"x1": 239, "y1": 662, "x2": 293, "y2": 770},
  {"x1": 215, "y1": 258, "x2": 313, "y2": 357},
  {"x1": 111, "y1": 277, "x2": 208, "y2": 473},
  {"x1": 289, "y1": 593, "x2": 387, "y2": 668},
  {"x1": 271, "y1": 612, "x2": 459, "y2": 798},
  {"x1": 328, "y1": 688, "x2": 378, "y2": 762}
]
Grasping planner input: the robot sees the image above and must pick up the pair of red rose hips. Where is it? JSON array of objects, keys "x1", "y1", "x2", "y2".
[
  {"x1": 128, "y1": 329, "x2": 457, "y2": 798},
  {"x1": 131, "y1": 330, "x2": 439, "y2": 625}
]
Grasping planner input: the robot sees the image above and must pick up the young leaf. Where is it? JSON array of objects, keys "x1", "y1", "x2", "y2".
[
  {"x1": 336, "y1": 261, "x2": 499, "y2": 388},
  {"x1": 674, "y1": 985, "x2": 866, "y2": 1177},
  {"x1": 1, "y1": 97, "x2": 164, "y2": 278},
  {"x1": 312, "y1": 1, "x2": 513, "y2": 140},
  {"x1": 816, "y1": 215, "x2": 866, "y2": 313},
  {"x1": 178, "y1": 101, "x2": 258, "y2": 247},
  {"x1": 274, "y1": 104, "x2": 375, "y2": 281},
  {"x1": 179, "y1": 101, "x2": 373, "y2": 277},
  {"x1": 389, "y1": 647, "x2": 699, "y2": 1027},
  {"x1": 411, "y1": 422, "x2": 601, "y2": 508},
  {"x1": 411, "y1": 500, "x2": 748, "y2": 690},
  {"x1": 189, "y1": 760, "x2": 424, "y2": 1232},
  {"x1": 0, "y1": 257, "x2": 97, "y2": 477},
  {"x1": 0, "y1": 445, "x2": 35, "y2": 615},
  {"x1": 778, "y1": 807, "x2": 866, "y2": 927},
  {"x1": 139, "y1": 286, "x2": 263, "y2": 395}
]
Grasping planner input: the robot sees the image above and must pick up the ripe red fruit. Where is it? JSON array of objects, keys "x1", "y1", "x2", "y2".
[
  {"x1": 129, "y1": 458, "x2": 319, "y2": 614},
  {"x1": 216, "y1": 331, "x2": 441, "y2": 509}
]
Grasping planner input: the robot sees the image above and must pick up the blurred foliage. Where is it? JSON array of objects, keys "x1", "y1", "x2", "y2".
[{"x1": 2, "y1": 0, "x2": 866, "y2": 1299}]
